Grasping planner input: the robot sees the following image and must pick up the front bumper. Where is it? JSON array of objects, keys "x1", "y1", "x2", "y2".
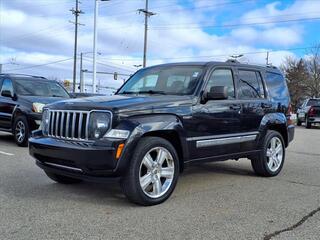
[
  {"x1": 308, "y1": 117, "x2": 320, "y2": 123},
  {"x1": 29, "y1": 132, "x2": 127, "y2": 180},
  {"x1": 28, "y1": 112, "x2": 42, "y2": 130}
]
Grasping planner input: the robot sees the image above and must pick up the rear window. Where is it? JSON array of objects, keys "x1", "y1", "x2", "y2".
[
  {"x1": 265, "y1": 72, "x2": 289, "y2": 101},
  {"x1": 238, "y1": 70, "x2": 265, "y2": 99},
  {"x1": 307, "y1": 99, "x2": 320, "y2": 106}
]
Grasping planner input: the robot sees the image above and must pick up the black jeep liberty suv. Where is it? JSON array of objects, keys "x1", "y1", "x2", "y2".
[{"x1": 29, "y1": 61, "x2": 294, "y2": 205}]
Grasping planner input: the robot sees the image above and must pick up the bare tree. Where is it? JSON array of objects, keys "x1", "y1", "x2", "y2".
[
  {"x1": 281, "y1": 57, "x2": 309, "y2": 111},
  {"x1": 305, "y1": 45, "x2": 320, "y2": 98}
]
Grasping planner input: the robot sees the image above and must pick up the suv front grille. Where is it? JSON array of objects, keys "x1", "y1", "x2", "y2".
[{"x1": 47, "y1": 110, "x2": 90, "y2": 140}]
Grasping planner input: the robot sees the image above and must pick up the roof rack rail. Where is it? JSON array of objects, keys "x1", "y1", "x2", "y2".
[{"x1": 225, "y1": 59, "x2": 240, "y2": 63}]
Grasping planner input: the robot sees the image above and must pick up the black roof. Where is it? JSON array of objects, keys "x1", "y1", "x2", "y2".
[{"x1": 0, "y1": 73, "x2": 49, "y2": 80}]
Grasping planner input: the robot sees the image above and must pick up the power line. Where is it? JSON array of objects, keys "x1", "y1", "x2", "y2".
[
  {"x1": 83, "y1": 58, "x2": 135, "y2": 72},
  {"x1": 103, "y1": 46, "x2": 318, "y2": 62},
  {"x1": 83, "y1": 56, "x2": 136, "y2": 71},
  {"x1": 5, "y1": 57, "x2": 74, "y2": 71},
  {"x1": 151, "y1": 17, "x2": 320, "y2": 30},
  {"x1": 105, "y1": 0, "x2": 254, "y2": 17}
]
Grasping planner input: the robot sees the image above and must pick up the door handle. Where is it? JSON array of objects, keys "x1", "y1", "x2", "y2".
[
  {"x1": 261, "y1": 103, "x2": 272, "y2": 108},
  {"x1": 230, "y1": 105, "x2": 241, "y2": 111}
]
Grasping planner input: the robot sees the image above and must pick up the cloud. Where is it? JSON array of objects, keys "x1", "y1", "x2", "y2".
[
  {"x1": 0, "y1": 0, "x2": 316, "y2": 88},
  {"x1": 231, "y1": 26, "x2": 303, "y2": 46}
]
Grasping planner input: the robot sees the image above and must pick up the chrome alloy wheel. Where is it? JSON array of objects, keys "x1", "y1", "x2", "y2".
[
  {"x1": 266, "y1": 136, "x2": 283, "y2": 172},
  {"x1": 139, "y1": 147, "x2": 175, "y2": 199},
  {"x1": 15, "y1": 121, "x2": 26, "y2": 143}
]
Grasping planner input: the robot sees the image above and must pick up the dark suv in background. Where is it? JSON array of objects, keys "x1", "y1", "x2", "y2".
[
  {"x1": 297, "y1": 98, "x2": 320, "y2": 128},
  {"x1": 0, "y1": 74, "x2": 70, "y2": 146},
  {"x1": 29, "y1": 61, "x2": 294, "y2": 205}
]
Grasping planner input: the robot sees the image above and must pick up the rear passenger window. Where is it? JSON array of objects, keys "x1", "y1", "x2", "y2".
[
  {"x1": 238, "y1": 70, "x2": 264, "y2": 99},
  {"x1": 266, "y1": 72, "x2": 289, "y2": 102},
  {"x1": 206, "y1": 69, "x2": 235, "y2": 99}
]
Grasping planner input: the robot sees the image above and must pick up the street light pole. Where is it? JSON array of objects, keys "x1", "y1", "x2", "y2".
[
  {"x1": 93, "y1": 0, "x2": 109, "y2": 93},
  {"x1": 92, "y1": 0, "x2": 99, "y2": 94}
]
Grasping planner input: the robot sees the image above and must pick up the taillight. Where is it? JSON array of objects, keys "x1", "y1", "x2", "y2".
[
  {"x1": 287, "y1": 104, "x2": 293, "y2": 125},
  {"x1": 308, "y1": 107, "x2": 316, "y2": 117}
]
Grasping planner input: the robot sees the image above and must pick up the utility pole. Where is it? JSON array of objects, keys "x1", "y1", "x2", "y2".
[
  {"x1": 266, "y1": 51, "x2": 269, "y2": 65},
  {"x1": 138, "y1": 0, "x2": 156, "y2": 68},
  {"x1": 70, "y1": 0, "x2": 83, "y2": 93}
]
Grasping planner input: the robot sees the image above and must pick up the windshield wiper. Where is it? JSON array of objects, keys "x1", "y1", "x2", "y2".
[
  {"x1": 120, "y1": 91, "x2": 137, "y2": 94},
  {"x1": 137, "y1": 90, "x2": 167, "y2": 95},
  {"x1": 120, "y1": 90, "x2": 167, "y2": 95}
]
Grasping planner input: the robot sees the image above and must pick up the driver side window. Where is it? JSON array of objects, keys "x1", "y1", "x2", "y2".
[{"x1": 206, "y1": 69, "x2": 235, "y2": 99}]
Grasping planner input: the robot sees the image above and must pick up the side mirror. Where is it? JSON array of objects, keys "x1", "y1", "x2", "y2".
[
  {"x1": 1, "y1": 90, "x2": 14, "y2": 99},
  {"x1": 206, "y1": 86, "x2": 228, "y2": 101}
]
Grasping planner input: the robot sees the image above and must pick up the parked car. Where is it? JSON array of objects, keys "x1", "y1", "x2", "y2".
[
  {"x1": 0, "y1": 74, "x2": 70, "y2": 146},
  {"x1": 296, "y1": 98, "x2": 320, "y2": 128},
  {"x1": 29, "y1": 61, "x2": 294, "y2": 205}
]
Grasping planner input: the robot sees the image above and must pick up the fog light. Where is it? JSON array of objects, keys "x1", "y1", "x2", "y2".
[{"x1": 104, "y1": 129, "x2": 130, "y2": 139}]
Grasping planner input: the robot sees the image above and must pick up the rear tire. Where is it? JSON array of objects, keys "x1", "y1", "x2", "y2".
[
  {"x1": 44, "y1": 171, "x2": 82, "y2": 184},
  {"x1": 121, "y1": 137, "x2": 179, "y2": 206},
  {"x1": 13, "y1": 115, "x2": 29, "y2": 147},
  {"x1": 306, "y1": 117, "x2": 312, "y2": 129},
  {"x1": 251, "y1": 130, "x2": 285, "y2": 177},
  {"x1": 297, "y1": 119, "x2": 302, "y2": 126}
]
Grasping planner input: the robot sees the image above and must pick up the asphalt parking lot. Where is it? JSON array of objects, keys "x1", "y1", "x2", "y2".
[{"x1": 0, "y1": 126, "x2": 319, "y2": 240}]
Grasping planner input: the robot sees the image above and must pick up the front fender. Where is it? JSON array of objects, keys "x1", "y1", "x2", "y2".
[{"x1": 114, "y1": 114, "x2": 188, "y2": 173}]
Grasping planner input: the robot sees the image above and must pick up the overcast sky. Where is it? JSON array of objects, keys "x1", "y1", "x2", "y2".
[{"x1": 1, "y1": 0, "x2": 320, "y2": 90}]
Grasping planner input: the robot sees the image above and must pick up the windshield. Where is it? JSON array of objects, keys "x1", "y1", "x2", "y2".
[
  {"x1": 307, "y1": 99, "x2": 320, "y2": 106},
  {"x1": 15, "y1": 79, "x2": 70, "y2": 98},
  {"x1": 117, "y1": 66, "x2": 204, "y2": 95}
]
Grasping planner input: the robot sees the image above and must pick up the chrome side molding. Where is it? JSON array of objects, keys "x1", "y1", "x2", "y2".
[{"x1": 196, "y1": 133, "x2": 258, "y2": 148}]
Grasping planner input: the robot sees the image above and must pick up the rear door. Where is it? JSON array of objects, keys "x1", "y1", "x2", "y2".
[
  {"x1": 236, "y1": 68, "x2": 269, "y2": 151},
  {"x1": 0, "y1": 78, "x2": 16, "y2": 129},
  {"x1": 189, "y1": 67, "x2": 242, "y2": 159}
]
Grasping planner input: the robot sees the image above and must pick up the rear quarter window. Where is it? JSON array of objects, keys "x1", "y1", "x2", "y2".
[{"x1": 265, "y1": 72, "x2": 289, "y2": 102}]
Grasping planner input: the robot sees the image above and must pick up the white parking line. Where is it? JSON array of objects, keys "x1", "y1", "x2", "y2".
[{"x1": 0, "y1": 151, "x2": 14, "y2": 156}]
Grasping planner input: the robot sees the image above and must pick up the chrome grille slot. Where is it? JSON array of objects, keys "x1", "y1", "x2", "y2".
[{"x1": 47, "y1": 110, "x2": 91, "y2": 141}]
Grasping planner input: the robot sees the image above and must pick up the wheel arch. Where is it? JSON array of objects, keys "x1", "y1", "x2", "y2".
[
  {"x1": 142, "y1": 130, "x2": 185, "y2": 173},
  {"x1": 259, "y1": 113, "x2": 289, "y2": 147},
  {"x1": 116, "y1": 113, "x2": 188, "y2": 173}
]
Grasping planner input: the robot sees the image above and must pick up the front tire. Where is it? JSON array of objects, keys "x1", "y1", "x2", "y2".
[
  {"x1": 44, "y1": 171, "x2": 82, "y2": 184},
  {"x1": 251, "y1": 130, "x2": 285, "y2": 177},
  {"x1": 121, "y1": 137, "x2": 179, "y2": 206},
  {"x1": 13, "y1": 116, "x2": 29, "y2": 147}
]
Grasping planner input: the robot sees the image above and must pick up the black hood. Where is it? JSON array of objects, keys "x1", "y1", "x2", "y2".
[{"x1": 46, "y1": 94, "x2": 193, "y2": 113}]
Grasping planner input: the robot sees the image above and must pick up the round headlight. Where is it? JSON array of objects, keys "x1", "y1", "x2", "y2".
[{"x1": 88, "y1": 112, "x2": 111, "y2": 139}]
